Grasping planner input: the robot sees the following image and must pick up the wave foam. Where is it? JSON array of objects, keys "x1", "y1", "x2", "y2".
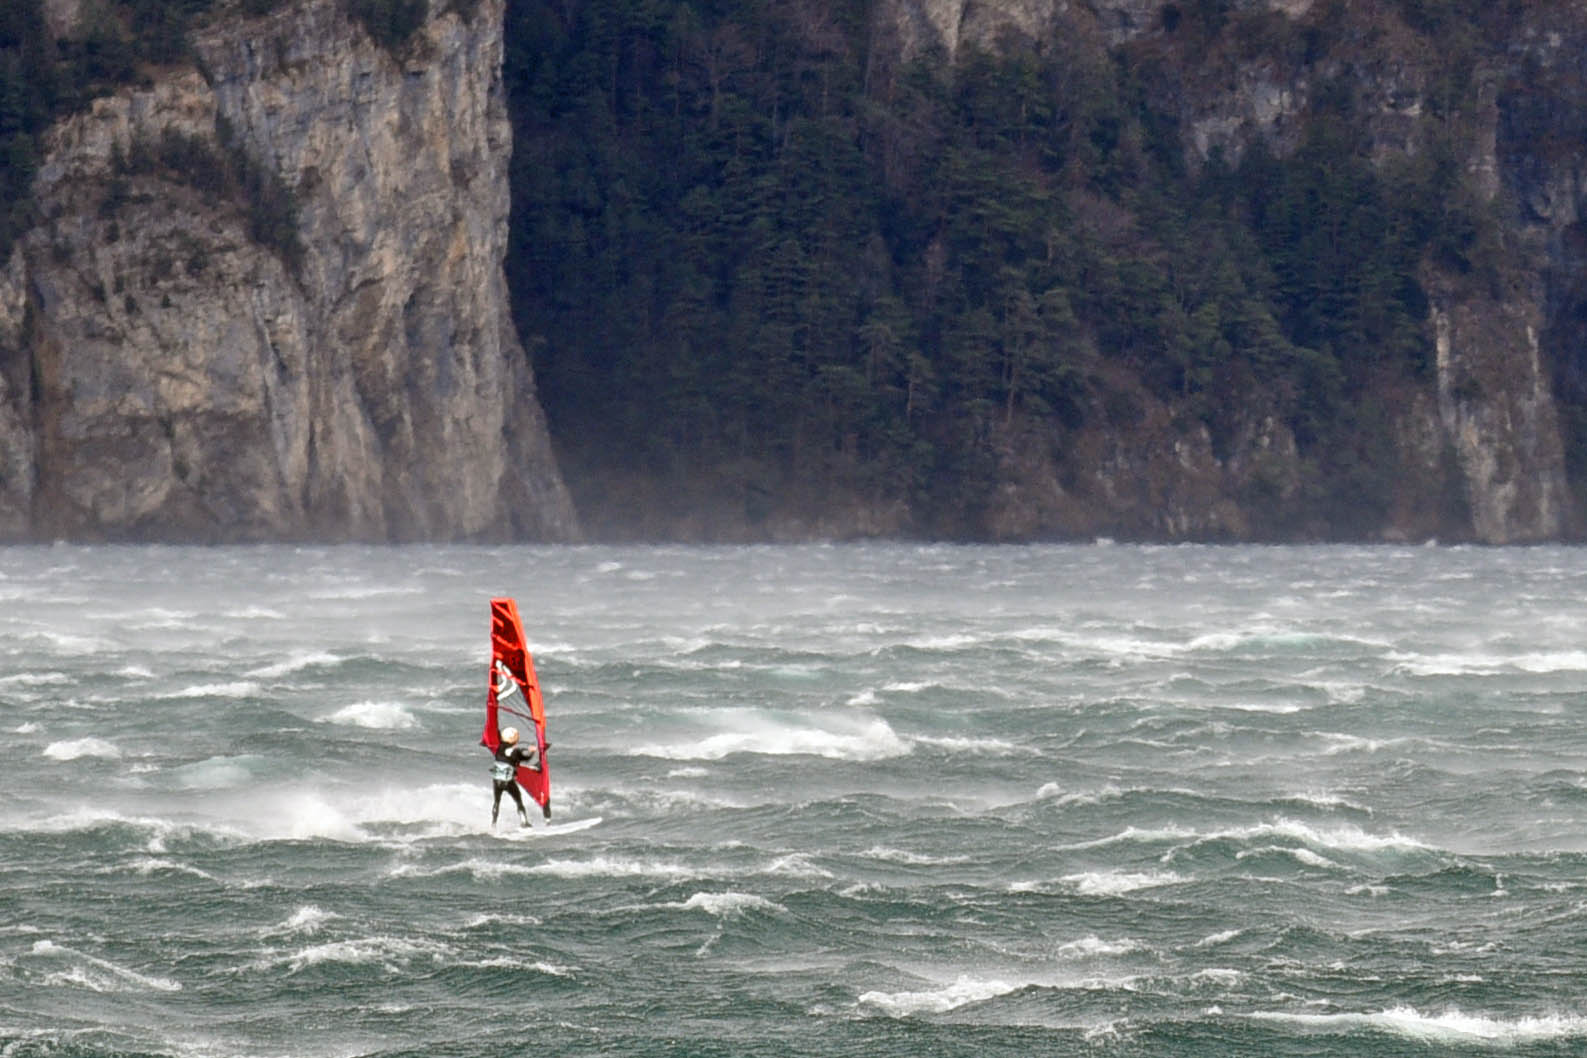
[
  {"x1": 860, "y1": 974, "x2": 1022, "y2": 1017},
  {"x1": 389, "y1": 857, "x2": 547, "y2": 882},
  {"x1": 863, "y1": 846, "x2": 971, "y2": 867},
  {"x1": 913, "y1": 734, "x2": 1032, "y2": 756},
  {"x1": 262, "y1": 936, "x2": 451, "y2": 975},
  {"x1": 246, "y1": 651, "x2": 341, "y2": 678},
  {"x1": 638, "y1": 713, "x2": 909, "y2": 762},
  {"x1": 1221, "y1": 819, "x2": 1426, "y2": 854},
  {"x1": 668, "y1": 767, "x2": 710, "y2": 779},
  {"x1": 264, "y1": 905, "x2": 338, "y2": 936},
  {"x1": 0, "y1": 672, "x2": 68, "y2": 687},
  {"x1": 1057, "y1": 936, "x2": 1142, "y2": 958},
  {"x1": 29, "y1": 940, "x2": 181, "y2": 993},
  {"x1": 764, "y1": 853, "x2": 834, "y2": 879},
  {"x1": 528, "y1": 856, "x2": 706, "y2": 881},
  {"x1": 42, "y1": 737, "x2": 120, "y2": 761},
  {"x1": 1062, "y1": 869, "x2": 1184, "y2": 896},
  {"x1": 159, "y1": 681, "x2": 260, "y2": 700},
  {"x1": 1389, "y1": 649, "x2": 1587, "y2": 676},
  {"x1": 1250, "y1": 1006, "x2": 1587, "y2": 1044},
  {"x1": 677, "y1": 892, "x2": 784, "y2": 917},
  {"x1": 122, "y1": 857, "x2": 219, "y2": 882},
  {"x1": 1076, "y1": 818, "x2": 1427, "y2": 857},
  {"x1": 320, "y1": 701, "x2": 418, "y2": 729}
]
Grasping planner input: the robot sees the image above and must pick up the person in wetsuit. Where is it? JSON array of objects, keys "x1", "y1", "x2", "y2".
[{"x1": 491, "y1": 726, "x2": 541, "y2": 827}]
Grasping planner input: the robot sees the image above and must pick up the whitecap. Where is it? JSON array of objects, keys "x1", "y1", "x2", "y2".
[
  {"x1": 1235, "y1": 845, "x2": 1341, "y2": 870},
  {"x1": 0, "y1": 672, "x2": 69, "y2": 687},
  {"x1": 1248, "y1": 1006, "x2": 1587, "y2": 1043},
  {"x1": 1221, "y1": 819, "x2": 1427, "y2": 854},
  {"x1": 525, "y1": 856, "x2": 706, "y2": 881},
  {"x1": 263, "y1": 936, "x2": 451, "y2": 974},
  {"x1": 246, "y1": 651, "x2": 341, "y2": 678},
  {"x1": 388, "y1": 858, "x2": 538, "y2": 882},
  {"x1": 14, "y1": 721, "x2": 40, "y2": 734},
  {"x1": 1057, "y1": 936, "x2": 1141, "y2": 958},
  {"x1": 262, "y1": 905, "x2": 338, "y2": 937},
  {"x1": 1513, "y1": 650, "x2": 1587, "y2": 673},
  {"x1": 320, "y1": 701, "x2": 418, "y2": 730},
  {"x1": 461, "y1": 912, "x2": 543, "y2": 929},
  {"x1": 667, "y1": 767, "x2": 710, "y2": 779},
  {"x1": 1194, "y1": 929, "x2": 1242, "y2": 947},
  {"x1": 29, "y1": 940, "x2": 182, "y2": 993},
  {"x1": 42, "y1": 737, "x2": 121, "y2": 761},
  {"x1": 1035, "y1": 783, "x2": 1125, "y2": 806},
  {"x1": 1057, "y1": 824, "x2": 1200, "y2": 851},
  {"x1": 1060, "y1": 869, "x2": 1184, "y2": 896},
  {"x1": 224, "y1": 789, "x2": 381, "y2": 842},
  {"x1": 676, "y1": 892, "x2": 784, "y2": 917},
  {"x1": 859, "y1": 974, "x2": 1022, "y2": 1017},
  {"x1": 120, "y1": 607, "x2": 197, "y2": 630},
  {"x1": 1315, "y1": 732, "x2": 1424, "y2": 756},
  {"x1": 1111, "y1": 818, "x2": 1428, "y2": 857},
  {"x1": 912, "y1": 734, "x2": 1033, "y2": 756},
  {"x1": 1284, "y1": 791, "x2": 1369, "y2": 813},
  {"x1": 1385, "y1": 649, "x2": 1587, "y2": 676},
  {"x1": 121, "y1": 858, "x2": 219, "y2": 882},
  {"x1": 862, "y1": 846, "x2": 971, "y2": 867},
  {"x1": 637, "y1": 714, "x2": 909, "y2": 762},
  {"x1": 224, "y1": 606, "x2": 286, "y2": 619},
  {"x1": 158, "y1": 681, "x2": 260, "y2": 700},
  {"x1": 900, "y1": 633, "x2": 985, "y2": 652},
  {"x1": 466, "y1": 956, "x2": 575, "y2": 976},
  {"x1": 25, "y1": 630, "x2": 109, "y2": 655},
  {"x1": 763, "y1": 853, "x2": 834, "y2": 879},
  {"x1": 1190, "y1": 967, "x2": 1245, "y2": 986},
  {"x1": 307, "y1": 585, "x2": 425, "y2": 600},
  {"x1": 1318, "y1": 681, "x2": 1367, "y2": 705}
]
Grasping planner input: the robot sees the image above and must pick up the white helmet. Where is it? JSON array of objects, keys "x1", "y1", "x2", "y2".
[{"x1": 501, "y1": 726, "x2": 520, "y2": 745}]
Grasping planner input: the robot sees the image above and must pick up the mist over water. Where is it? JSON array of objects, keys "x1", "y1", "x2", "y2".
[{"x1": 4, "y1": 543, "x2": 1587, "y2": 1056}]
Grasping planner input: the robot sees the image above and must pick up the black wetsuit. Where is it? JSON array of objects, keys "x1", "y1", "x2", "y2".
[{"x1": 491, "y1": 742, "x2": 539, "y2": 823}]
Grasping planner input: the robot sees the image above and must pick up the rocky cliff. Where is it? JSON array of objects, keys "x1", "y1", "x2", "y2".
[
  {"x1": 880, "y1": 0, "x2": 1585, "y2": 544},
  {"x1": 0, "y1": 0, "x2": 577, "y2": 542}
]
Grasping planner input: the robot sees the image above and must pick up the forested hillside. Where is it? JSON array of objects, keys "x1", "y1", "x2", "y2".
[
  {"x1": 503, "y1": 0, "x2": 1533, "y2": 540},
  {"x1": 5, "y1": 0, "x2": 1582, "y2": 542}
]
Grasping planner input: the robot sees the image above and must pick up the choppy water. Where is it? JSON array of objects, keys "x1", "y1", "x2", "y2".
[{"x1": 4, "y1": 543, "x2": 1587, "y2": 1057}]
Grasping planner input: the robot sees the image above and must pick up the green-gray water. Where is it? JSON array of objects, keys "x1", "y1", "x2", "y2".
[{"x1": 4, "y1": 544, "x2": 1587, "y2": 1056}]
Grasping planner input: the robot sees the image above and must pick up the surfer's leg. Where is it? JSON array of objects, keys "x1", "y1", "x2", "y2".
[
  {"x1": 492, "y1": 782, "x2": 506, "y2": 824},
  {"x1": 506, "y1": 782, "x2": 529, "y2": 826}
]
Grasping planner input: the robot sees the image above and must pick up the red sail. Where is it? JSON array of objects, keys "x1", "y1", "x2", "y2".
[{"x1": 480, "y1": 597, "x2": 551, "y2": 818}]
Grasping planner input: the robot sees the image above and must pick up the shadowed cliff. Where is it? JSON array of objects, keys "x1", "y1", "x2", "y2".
[{"x1": 507, "y1": 0, "x2": 1587, "y2": 544}]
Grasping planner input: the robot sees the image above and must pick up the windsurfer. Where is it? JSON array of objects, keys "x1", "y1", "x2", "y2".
[{"x1": 490, "y1": 726, "x2": 542, "y2": 827}]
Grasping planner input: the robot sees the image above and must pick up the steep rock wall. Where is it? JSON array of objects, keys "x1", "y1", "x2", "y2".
[{"x1": 0, "y1": 0, "x2": 576, "y2": 542}]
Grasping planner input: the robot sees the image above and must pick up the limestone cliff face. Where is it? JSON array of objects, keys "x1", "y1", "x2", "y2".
[
  {"x1": 0, "y1": 0, "x2": 577, "y2": 542},
  {"x1": 884, "y1": 0, "x2": 1585, "y2": 543}
]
